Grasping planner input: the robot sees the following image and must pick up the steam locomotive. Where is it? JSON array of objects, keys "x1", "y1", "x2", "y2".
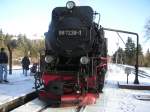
[{"x1": 35, "y1": 1, "x2": 107, "y2": 106}]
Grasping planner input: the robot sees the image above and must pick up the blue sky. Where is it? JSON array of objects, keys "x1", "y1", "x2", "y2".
[{"x1": 0, "y1": 0, "x2": 150, "y2": 54}]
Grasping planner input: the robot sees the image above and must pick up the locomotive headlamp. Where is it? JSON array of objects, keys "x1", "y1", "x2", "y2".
[
  {"x1": 66, "y1": 1, "x2": 75, "y2": 9},
  {"x1": 45, "y1": 55, "x2": 54, "y2": 63},
  {"x1": 80, "y1": 56, "x2": 90, "y2": 64}
]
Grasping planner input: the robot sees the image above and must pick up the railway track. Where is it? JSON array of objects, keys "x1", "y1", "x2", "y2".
[
  {"x1": 132, "y1": 69, "x2": 150, "y2": 79},
  {"x1": 39, "y1": 105, "x2": 86, "y2": 112},
  {"x1": 0, "y1": 89, "x2": 87, "y2": 112},
  {"x1": 76, "y1": 106, "x2": 86, "y2": 112},
  {"x1": 118, "y1": 64, "x2": 150, "y2": 79},
  {"x1": 11, "y1": 97, "x2": 86, "y2": 112}
]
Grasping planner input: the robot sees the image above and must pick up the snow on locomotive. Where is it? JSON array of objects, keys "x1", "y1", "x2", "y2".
[{"x1": 35, "y1": 1, "x2": 107, "y2": 106}]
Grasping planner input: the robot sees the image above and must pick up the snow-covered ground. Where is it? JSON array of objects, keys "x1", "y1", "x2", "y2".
[
  {"x1": 1, "y1": 64, "x2": 150, "y2": 112},
  {"x1": 113, "y1": 64, "x2": 150, "y2": 85},
  {"x1": 84, "y1": 64, "x2": 150, "y2": 112},
  {"x1": 0, "y1": 66, "x2": 35, "y2": 105}
]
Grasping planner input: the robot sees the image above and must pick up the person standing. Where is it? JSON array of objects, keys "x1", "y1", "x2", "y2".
[
  {"x1": 0, "y1": 48, "x2": 8, "y2": 83},
  {"x1": 21, "y1": 56, "x2": 30, "y2": 76}
]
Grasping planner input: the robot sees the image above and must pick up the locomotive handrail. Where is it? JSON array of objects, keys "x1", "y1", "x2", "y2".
[
  {"x1": 103, "y1": 27, "x2": 139, "y2": 84},
  {"x1": 91, "y1": 56, "x2": 107, "y2": 78}
]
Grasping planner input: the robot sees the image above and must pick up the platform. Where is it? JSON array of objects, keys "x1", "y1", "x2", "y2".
[{"x1": 118, "y1": 82, "x2": 150, "y2": 90}]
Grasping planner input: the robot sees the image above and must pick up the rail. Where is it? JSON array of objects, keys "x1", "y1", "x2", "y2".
[{"x1": 0, "y1": 91, "x2": 37, "y2": 112}]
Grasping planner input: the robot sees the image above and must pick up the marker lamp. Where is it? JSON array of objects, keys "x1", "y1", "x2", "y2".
[
  {"x1": 66, "y1": 1, "x2": 75, "y2": 9},
  {"x1": 80, "y1": 56, "x2": 90, "y2": 64}
]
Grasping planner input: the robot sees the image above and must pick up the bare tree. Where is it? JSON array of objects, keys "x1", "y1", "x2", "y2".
[{"x1": 145, "y1": 19, "x2": 150, "y2": 41}]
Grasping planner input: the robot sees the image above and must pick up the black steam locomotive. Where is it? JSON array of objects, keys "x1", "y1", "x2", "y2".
[{"x1": 35, "y1": 1, "x2": 107, "y2": 106}]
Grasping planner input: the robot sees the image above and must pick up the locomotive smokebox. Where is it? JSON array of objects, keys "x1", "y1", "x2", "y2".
[{"x1": 45, "y1": 5, "x2": 95, "y2": 57}]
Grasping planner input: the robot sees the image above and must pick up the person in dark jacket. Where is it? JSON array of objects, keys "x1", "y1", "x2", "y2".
[
  {"x1": 21, "y1": 56, "x2": 30, "y2": 76},
  {"x1": 0, "y1": 48, "x2": 8, "y2": 83}
]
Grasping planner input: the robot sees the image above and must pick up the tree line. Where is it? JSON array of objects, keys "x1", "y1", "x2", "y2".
[
  {"x1": 112, "y1": 37, "x2": 150, "y2": 67},
  {"x1": 0, "y1": 29, "x2": 45, "y2": 65}
]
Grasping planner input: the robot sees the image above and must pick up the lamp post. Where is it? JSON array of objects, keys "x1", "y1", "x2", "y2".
[{"x1": 134, "y1": 34, "x2": 139, "y2": 84}]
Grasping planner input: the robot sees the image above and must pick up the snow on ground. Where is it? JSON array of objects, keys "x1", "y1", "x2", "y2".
[
  {"x1": 1, "y1": 64, "x2": 150, "y2": 112},
  {"x1": 109, "y1": 64, "x2": 150, "y2": 85},
  {"x1": 85, "y1": 64, "x2": 150, "y2": 112},
  {"x1": 0, "y1": 66, "x2": 35, "y2": 105}
]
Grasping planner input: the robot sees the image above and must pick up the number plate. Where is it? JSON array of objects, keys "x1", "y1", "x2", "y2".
[{"x1": 58, "y1": 29, "x2": 86, "y2": 38}]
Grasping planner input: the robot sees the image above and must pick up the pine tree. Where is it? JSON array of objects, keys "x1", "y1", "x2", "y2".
[
  {"x1": 144, "y1": 49, "x2": 150, "y2": 67},
  {"x1": 125, "y1": 37, "x2": 136, "y2": 65},
  {"x1": 112, "y1": 47, "x2": 125, "y2": 64},
  {"x1": 145, "y1": 19, "x2": 150, "y2": 41},
  {"x1": 0, "y1": 29, "x2": 3, "y2": 47},
  {"x1": 138, "y1": 44, "x2": 144, "y2": 66}
]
